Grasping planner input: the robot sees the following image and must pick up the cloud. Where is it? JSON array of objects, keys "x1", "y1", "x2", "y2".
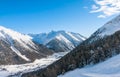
[
  {"x1": 92, "y1": 5, "x2": 99, "y2": 10},
  {"x1": 98, "y1": 15, "x2": 106, "y2": 18},
  {"x1": 90, "y1": 0, "x2": 120, "y2": 18}
]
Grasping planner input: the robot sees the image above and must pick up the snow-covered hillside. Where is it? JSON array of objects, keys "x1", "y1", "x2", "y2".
[
  {"x1": 87, "y1": 15, "x2": 120, "y2": 43},
  {"x1": 58, "y1": 54, "x2": 120, "y2": 77},
  {"x1": 0, "y1": 26, "x2": 35, "y2": 50},
  {"x1": 0, "y1": 26, "x2": 53, "y2": 64},
  {"x1": 0, "y1": 26, "x2": 36, "y2": 61},
  {"x1": 30, "y1": 30, "x2": 86, "y2": 52}
]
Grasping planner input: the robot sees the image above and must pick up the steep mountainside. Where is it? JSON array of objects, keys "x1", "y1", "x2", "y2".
[
  {"x1": 88, "y1": 15, "x2": 120, "y2": 43},
  {"x1": 22, "y1": 15, "x2": 120, "y2": 77},
  {"x1": 29, "y1": 31, "x2": 86, "y2": 52},
  {"x1": 0, "y1": 26, "x2": 53, "y2": 65}
]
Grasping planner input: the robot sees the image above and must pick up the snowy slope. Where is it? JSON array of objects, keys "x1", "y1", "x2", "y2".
[
  {"x1": 0, "y1": 26, "x2": 36, "y2": 50},
  {"x1": 0, "y1": 26, "x2": 35, "y2": 61},
  {"x1": 30, "y1": 30, "x2": 86, "y2": 52},
  {"x1": 55, "y1": 34, "x2": 75, "y2": 50},
  {"x1": 58, "y1": 54, "x2": 120, "y2": 77},
  {"x1": 0, "y1": 26, "x2": 53, "y2": 64},
  {"x1": 87, "y1": 15, "x2": 120, "y2": 43}
]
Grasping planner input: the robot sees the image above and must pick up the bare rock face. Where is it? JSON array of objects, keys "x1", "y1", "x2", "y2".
[{"x1": 0, "y1": 26, "x2": 53, "y2": 65}]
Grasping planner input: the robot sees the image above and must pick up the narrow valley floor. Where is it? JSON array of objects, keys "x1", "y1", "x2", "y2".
[{"x1": 0, "y1": 52, "x2": 68, "y2": 77}]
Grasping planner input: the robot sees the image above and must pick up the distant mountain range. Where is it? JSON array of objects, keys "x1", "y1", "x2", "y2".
[{"x1": 29, "y1": 30, "x2": 86, "y2": 52}]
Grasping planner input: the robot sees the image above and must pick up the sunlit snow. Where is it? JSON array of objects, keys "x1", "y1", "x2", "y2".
[
  {"x1": 58, "y1": 54, "x2": 120, "y2": 77},
  {"x1": 0, "y1": 52, "x2": 68, "y2": 77}
]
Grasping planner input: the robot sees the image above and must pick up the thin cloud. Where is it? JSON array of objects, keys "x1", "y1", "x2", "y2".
[
  {"x1": 90, "y1": 0, "x2": 120, "y2": 18},
  {"x1": 92, "y1": 5, "x2": 99, "y2": 10},
  {"x1": 98, "y1": 15, "x2": 106, "y2": 18},
  {"x1": 83, "y1": 6, "x2": 88, "y2": 9}
]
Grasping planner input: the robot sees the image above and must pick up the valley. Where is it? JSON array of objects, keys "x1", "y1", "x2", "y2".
[
  {"x1": 1, "y1": 0, "x2": 120, "y2": 77},
  {"x1": 0, "y1": 52, "x2": 68, "y2": 77}
]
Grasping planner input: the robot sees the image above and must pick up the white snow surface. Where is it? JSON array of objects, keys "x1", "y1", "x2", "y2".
[
  {"x1": 0, "y1": 26, "x2": 36, "y2": 50},
  {"x1": 66, "y1": 32, "x2": 80, "y2": 41},
  {"x1": 58, "y1": 54, "x2": 120, "y2": 77},
  {"x1": 0, "y1": 52, "x2": 68, "y2": 77},
  {"x1": 93, "y1": 15, "x2": 120, "y2": 37},
  {"x1": 56, "y1": 34, "x2": 71, "y2": 43},
  {"x1": 11, "y1": 46, "x2": 30, "y2": 61},
  {"x1": 56, "y1": 34, "x2": 75, "y2": 50},
  {"x1": 29, "y1": 30, "x2": 86, "y2": 45}
]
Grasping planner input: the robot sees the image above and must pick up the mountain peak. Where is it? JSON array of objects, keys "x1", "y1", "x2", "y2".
[
  {"x1": 0, "y1": 25, "x2": 53, "y2": 64},
  {"x1": 30, "y1": 30, "x2": 86, "y2": 44},
  {"x1": 90, "y1": 15, "x2": 120, "y2": 39},
  {"x1": 85, "y1": 14, "x2": 120, "y2": 44},
  {"x1": 30, "y1": 30, "x2": 86, "y2": 52},
  {"x1": 0, "y1": 26, "x2": 34, "y2": 50},
  {"x1": 0, "y1": 25, "x2": 32, "y2": 39}
]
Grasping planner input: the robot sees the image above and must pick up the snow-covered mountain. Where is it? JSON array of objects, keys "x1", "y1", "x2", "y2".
[
  {"x1": 29, "y1": 30, "x2": 86, "y2": 52},
  {"x1": 89, "y1": 15, "x2": 120, "y2": 43},
  {"x1": 0, "y1": 26, "x2": 53, "y2": 65}
]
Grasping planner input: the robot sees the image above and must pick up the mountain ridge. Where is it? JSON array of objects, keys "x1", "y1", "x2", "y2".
[
  {"x1": 29, "y1": 30, "x2": 86, "y2": 52},
  {"x1": 88, "y1": 15, "x2": 120, "y2": 43},
  {"x1": 0, "y1": 26, "x2": 53, "y2": 65}
]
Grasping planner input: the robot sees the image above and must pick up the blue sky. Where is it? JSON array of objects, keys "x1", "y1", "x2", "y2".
[{"x1": 0, "y1": 0, "x2": 119, "y2": 37}]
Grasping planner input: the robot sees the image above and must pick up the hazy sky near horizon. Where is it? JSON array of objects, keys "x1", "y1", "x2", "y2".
[{"x1": 0, "y1": 0, "x2": 120, "y2": 37}]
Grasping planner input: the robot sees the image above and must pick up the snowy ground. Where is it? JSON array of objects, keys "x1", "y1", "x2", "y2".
[
  {"x1": 58, "y1": 54, "x2": 120, "y2": 77},
  {"x1": 0, "y1": 52, "x2": 68, "y2": 77}
]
